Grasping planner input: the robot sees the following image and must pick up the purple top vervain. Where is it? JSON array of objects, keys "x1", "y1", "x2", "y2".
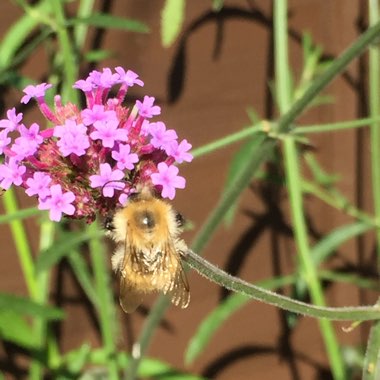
[{"x1": 0, "y1": 67, "x2": 193, "y2": 222}]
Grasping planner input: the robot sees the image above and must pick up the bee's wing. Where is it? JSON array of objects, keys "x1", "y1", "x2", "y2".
[
  {"x1": 119, "y1": 275, "x2": 144, "y2": 313},
  {"x1": 118, "y1": 236, "x2": 145, "y2": 313},
  {"x1": 163, "y1": 244, "x2": 190, "y2": 309}
]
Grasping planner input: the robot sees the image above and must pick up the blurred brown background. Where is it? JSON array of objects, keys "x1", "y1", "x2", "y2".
[{"x1": 0, "y1": 1, "x2": 378, "y2": 379}]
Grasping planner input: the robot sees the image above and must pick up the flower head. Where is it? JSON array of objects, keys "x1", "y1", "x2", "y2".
[
  {"x1": 89, "y1": 163, "x2": 125, "y2": 197},
  {"x1": 54, "y1": 119, "x2": 90, "y2": 157},
  {"x1": 151, "y1": 162, "x2": 186, "y2": 200},
  {"x1": 0, "y1": 108, "x2": 23, "y2": 132},
  {"x1": 112, "y1": 144, "x2": 139, "y2": 170},
  {"x1": 0, "y1": 67, "x2": 192, "y2": 222},
  {"x1": 136, "y1": 96, "x2": 161, "y2": 118},
  {"x1": 166, "y1": 139, "x2": 193, "y2": 163},
  {"x1": 26, "y1": 172, "x2": 52, "y2": 199},
  {"x1": 21, "y1": 83, "x2": 52, "y2": 104},
  {"x1": 38, "y1": 184, "x2": 75, "y2": 222}
]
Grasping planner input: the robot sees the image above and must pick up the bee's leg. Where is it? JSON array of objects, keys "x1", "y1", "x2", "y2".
[
  {"x1": 175, "y1": 212, "x2": 185, "y2": 228},
  {"x1": 103, "y1": 214, "x2": 115, "y2": 231}
]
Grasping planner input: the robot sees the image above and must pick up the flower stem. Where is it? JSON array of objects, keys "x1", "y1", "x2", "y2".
[
  {"x1": 2, "y1": 189, "x2": 37, "y2": 298},
  {"x1": 88, "y1": 222, "x2": 119, "y2": 380},
  {"x1": 127, "y1": 17, "x2": 380, "y2": 379},
  {"x1": 191, "y1": 124, "x2": 263, "y2": 158},
  {"x1": 283, "y1": 137, "x2": 346, "y2": 380},
  {"x1": 274, "y1": 1, "x2": 345, "y2": 378},
  {"x1": 368, "y1": 0, "x2": 380, "y2": 272},
  {"x1": 29, "y1": 220, "x2": 56, "y2": 379},
  {"x1": 183, "y1": 249, "x2": 380, "y2": 321},
  {"x1": 50, "y1": 0, "x2": 79, "y2": 103}
]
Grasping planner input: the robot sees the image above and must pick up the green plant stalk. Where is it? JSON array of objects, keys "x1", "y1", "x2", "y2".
[
  {"x1": 368, "y1": 0, "x2": 380, "y2": 272},
  {"x1": 363, "y1": 317, "x2": 380, "y2": 380},
  {"x1": 184, "y1": 249, "x2": 380, "y2": 320},
  {"x1": 274, "y1": 0, "x2": 291, "y2": 113},
  {"x1": 2, "y1": 189, "x2": 38, "y2": 298},
  {"x1": 128, "y1": 18, "x2": 380, "y2": 379},
  {"x1": 284, "y1": 138, "x2": 346, "y2": 379},
  {"x1": 302, "y1": 180, "x2": 378, "y2": 227},
  {"x1": 274, "y1": 2, "x2": 344, "y2": 378},
  {"x1": 192, "y1": 116, "x2": 380, "y2": 161},
  {"x1": 191, "y1": 124, "x2": 263, "y2": 158},
  {"x1": 293, "y1": 116, "x2": 380, "y2": 134},
  {"x1": 88, "y1": 222, "x2": 119, "y2": 380},
  {"x1": 276, "y1": 20, "x2": 380, "y2": 134},
  {"x1": 73, "y1": 0, "x2": 95, "y2": 48},
  {"x1": 51, "y1": 0, "x2": 79, "y2": 103},
  {"x1": 29, "y1": 220, "x2": 56, "y2": 379}
]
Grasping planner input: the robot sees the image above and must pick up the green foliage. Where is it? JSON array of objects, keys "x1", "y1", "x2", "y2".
[
  {"x1": 161, "y1": 0, "x2": 185, "y2": 47},
  {"x1": 1, "y1": 1, "x2": 380, "y2": 379},
  {"x1": 69, "y1": 13, "x2": 149, "y2": 33}
]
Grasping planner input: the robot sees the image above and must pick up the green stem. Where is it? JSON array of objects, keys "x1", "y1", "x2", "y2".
[
  {"x1": 276, "y1": 19, "x2": 380, "y2": 134},
  {"x1": 73, "y1": 0, "x2": 95, "y2": 48},
  {"x1": 274, "y1": 2, "x2": 344, "y2": 378},
  {"x1": 88, "y1": 223, "x2": 119, "y2": 380},
  {"x1": 29, "y1": 220, "x2": 56, "y2": 379},
  {"x1": 128, "y1": 18, "x2": 380, "y2": 379},
  {"x1": 294, "y1": 116, "x2": 380, "y2": 134},
  {"x1": 51, "y1": 0, "x2": 79, "y2": 103},
  {"x1": 302, "y1": 180, "x2": 378, "y2": 226},
  {"x1": 274, "y1": 0, "x2": 291, "y2": 113},
  {"x1": 191, "y1": 124, "x2": 263, "y2": 158},
  {"x1": 368, "y1": 0, "x2": 380, "y2": 272},
  {"x1": 184, "y1": 249, "x2": 380, "y2": 321},
  {"x1": 284, "y1": 138, "x2": 346, "y2": 380},
  {"x1": 2, "y1": 189, "x2": 37, "y2": 298},
  {"x1": 363, "y1": 316, "x2": 380, "y2": 379}
]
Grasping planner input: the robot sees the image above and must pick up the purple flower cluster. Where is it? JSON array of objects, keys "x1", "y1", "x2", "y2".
[{"x1": 0, "y1": 67, "x2": 192, "y2": 222}]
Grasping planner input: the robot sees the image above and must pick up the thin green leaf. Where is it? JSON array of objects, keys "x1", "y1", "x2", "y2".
[
  {"x1": 312, "y1": 221, "x2": 372, "y2": 265},
  {"x1": 185, "y1": 275, "x2": 295, "y2": 365},
  {"x1": 293, "y1": 221, "x2": 373, "y2": 298},
  {"x1": 0, "y1": 0, "x2": 51, "y2": 70},
  {"x1": 161, "y1": 0, "x2": 185, "y2": 47},
  {"x1": 223, "y1": 137, "x2": 259, "y2": 226},
  {"x1": 68, "y1": 250, "x2": 98, "y2": 306},
  {"x1": 212, "y1": 0, "x2": 224, "y2": 12},
  {"x1": 35, "y1": 229, "x2": 104, "y2": 273},
  {"x1": 0, "y1": 207, "x2": 41, "y2": 224},
  {"x1": 84, "y1": 49, "x2": 113, "y2": 63},
  {"x1": 0, "y1": 293, "x2": 64, "y2": 320},
  {"x1": 70, "y1": 13, "x2": 149, "y2": 33},
  {"x1": 139, "y1": 357, "x2": 206, "y2": 379},
  {"x1": 0, "y1": 310, "x2": 37, "y2": 349},
  {"x1": 64, "y1": 343, "x2": 92, "y2": 374},
  {"x1": 363, "y1": 318, "x2": 380, "y2": 380}
]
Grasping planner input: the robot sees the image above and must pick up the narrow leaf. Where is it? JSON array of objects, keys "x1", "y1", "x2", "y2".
[
  {"x1": 0, "y1": 207, "x2": 41, "y2": 224},
  {"x1": 212, "y1": 0, "x2": 225, "y2": 12},
  {"x1": 70, "y1": 13, "x2": 149, "y2": 33},
  {"x1": 0, "y1": 293, "x2": 64, "y2": 320},
  {"x1": 68, "y1": 251, "x2": 99, "y2": 306},
  {"x1": 35, "y1": 230, "x2": 104, "y2": 273},
  {"x1": 0, "y1": 0, "x2": 51, "y2": 70},
  {"x1": 312, "y1": 221, "x2": 372, "y2": 265},
  {"x1": 294, "y1": 221, "x2": 372, "y2": 298},
  {"x1": 363, "y1": 319, "x2": 380, "y2": 380},
  {"x1": 223, "y1": 137, "x2": 263, "y2": 226},
  {"x1": 0, "y1": 310, "x2": 37, "y2": 349},
  {"x1": 185, "y1": 275, "x2": 295, "y2": 365},
  {"x1": 84, "y1": 49, "x2": 113, "y2": 63},
  {"x1": 161, "y1": 0, "x2": 185, "y2": 47}
]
